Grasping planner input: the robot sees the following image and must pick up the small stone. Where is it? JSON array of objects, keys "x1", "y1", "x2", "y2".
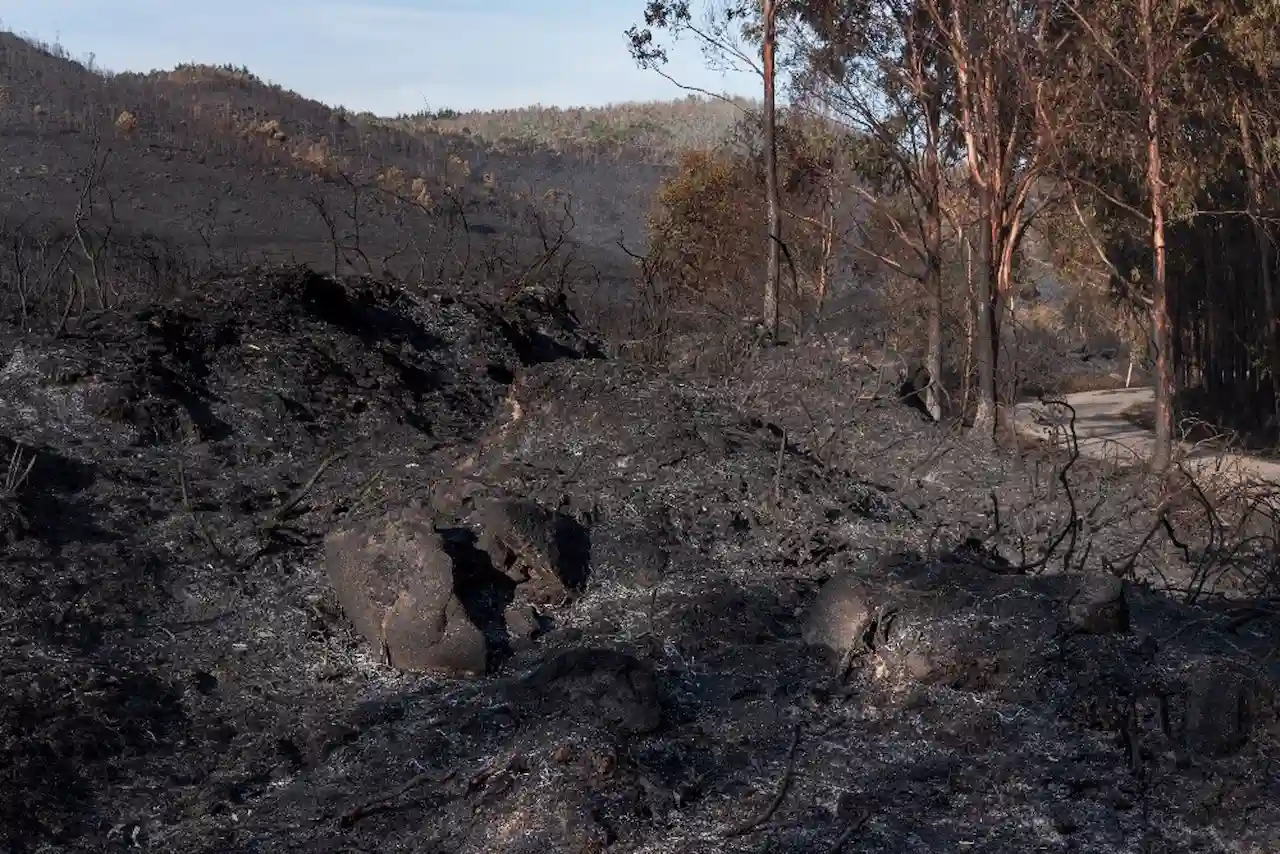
[
  {"x1": 802, "y1": 572, "x2": 876, "y2": 655},
  {"x1": 904, "y1": 652, "x2": 936, "y2": 681},
  {"x1": 504, "y1": 602, "x2": 543, "y2": 651},
  {"x1": 590, "y1": 751, "x2": 615, "y2": 776},
  {"x1": 1067, "y1": 574, "x2": 1128, "y2": 634}
]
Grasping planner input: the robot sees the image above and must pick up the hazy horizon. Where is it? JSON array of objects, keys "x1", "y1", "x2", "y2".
[{"x1": 0, "y1": 0, "x2": 760, "y2": 116}]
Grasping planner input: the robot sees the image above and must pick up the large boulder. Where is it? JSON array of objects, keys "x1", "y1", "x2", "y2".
[
  {"x1": 486, "y1": 284, "x2": 606, "y2": 365},
  {"x1": 1067, "y1": 573, "x2": 1129, "y2": 635},
  {"x1": 325, "y1": 508, "x2": 487, "y2": 674},
  {"x1": 802, "y1": 570, "x2": 880, "y2": 654},
  {"x1": 804, "y1": 552, "x2": 1130, "y2": 692}
]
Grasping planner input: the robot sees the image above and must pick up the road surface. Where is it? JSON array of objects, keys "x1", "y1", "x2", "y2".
[{"x1": 1012, "y1": 387, "x2": 1280, "y2": 484}]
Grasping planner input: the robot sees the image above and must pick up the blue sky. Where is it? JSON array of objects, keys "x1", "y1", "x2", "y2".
[{"x1": 0, "y1": 0, "x2": 759, "y2": 114}]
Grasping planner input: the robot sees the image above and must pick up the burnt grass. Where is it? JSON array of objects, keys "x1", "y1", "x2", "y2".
[{"x1": 2, "y1": 267, "x2": 1279, "y2": 853}]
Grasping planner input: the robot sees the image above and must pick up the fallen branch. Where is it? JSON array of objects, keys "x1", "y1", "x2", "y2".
[
  {"x1": 237, "y1": 449, "x2": 351, "y2": 571},
  {"x1": 3, "y1": 443, "x2": 37, "y2": 495},
  {"x1": 261, "y1": 449, "x2": 348, "y2": 531},
  {"x1": 177, "y1": 455, "x2": 235, "y2": 565},
  {"x1": 722, "y1": 722, "x2": 802, "y2": 838},
  {"x1": 1010, "y1": 399, "x2": 1082, "y2": 574},
  {"x1": 824, "y1": 807, "x2": 873, "y2": 854},
  {"x1": 339, "y1": 768, "x2": 457, "y2": 826}
]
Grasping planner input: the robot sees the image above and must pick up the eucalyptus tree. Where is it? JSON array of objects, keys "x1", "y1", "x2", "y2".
[
  {"x1": 631, "y1": 0, "x2": 1080, "y2": 438},
  {"x1": 787, "y1": 0, "x2": 954, "y2": 422},
  {"x1": 791, "y1": 0, "x2": 1071, "y2": 434},
  {"x1": 1046, "y1": 0, "x2": 1280, "y2": 471},
  {"x1": 629, "y1": 1, "x2": 784, "y2": 339},
  {"x1": 917, "y1": 0, "x2": 1081, "y2": 437}
]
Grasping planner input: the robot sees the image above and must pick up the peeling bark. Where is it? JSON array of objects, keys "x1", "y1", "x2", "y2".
[{"x1": 762, "y1": 0, "x2": 781, "y2": 338}]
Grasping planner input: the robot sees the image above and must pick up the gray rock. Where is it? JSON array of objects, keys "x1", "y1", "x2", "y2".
[
  {"x1": 504, "y1": 602, "x2": 543, "y2": 652},
  {"x1": 1067, "y1": 574, "x2": 1129, "y2": 634},
  {"x1": 803, "y1": 553, "x2": 1067, "y2": 691},
  {"x1": 478, "y1": 497, "x2": 591, "y2": 604},
  {"x1": 802, "y1": 571, "x2": 877, "y2": 655},
  {"x1": 325, "y1": 507, "x2": 487, "y2": 674}
]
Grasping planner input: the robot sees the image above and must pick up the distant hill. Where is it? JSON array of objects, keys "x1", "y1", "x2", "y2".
[
  {"x1": 391, "y1": 95, "x2": 759, "y2": 164},
  {"x1": 0, "y1": 31, "x2": 714, "y2": 313},
  {"x1": 0, "y1": 35, "x2": 508, "y2": 278}
]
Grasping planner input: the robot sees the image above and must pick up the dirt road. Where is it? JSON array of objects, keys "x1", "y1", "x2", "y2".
[{"x1": 1013, "y1": 386, "x2": 1280, "y2": 484}]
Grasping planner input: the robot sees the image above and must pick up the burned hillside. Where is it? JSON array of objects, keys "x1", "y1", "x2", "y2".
[
  {"x1": 0, "y1": 31, "x2": 668, "y2": 290},
  {"x1": 1, "y1": 267, "x2": 1278, "y2": 853}
]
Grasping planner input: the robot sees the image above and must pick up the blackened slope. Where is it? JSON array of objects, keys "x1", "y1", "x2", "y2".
[
  {"x1": 65, "y1": 268, "x2": 603, "y2": 454},
  {"x1": 0, "y1": 266, "x2": 603, "y2": 850}
]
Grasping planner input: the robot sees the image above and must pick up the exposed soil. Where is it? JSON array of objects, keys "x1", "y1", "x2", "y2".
[{"x1": 2, "y1": 268, "x2": 1278, "y2": 853}]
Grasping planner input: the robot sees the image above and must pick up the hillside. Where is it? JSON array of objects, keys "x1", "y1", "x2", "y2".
[
  {"x1": 0, "y1": 36, "x2": 464, "y2": 268},
  {"x1": 3, "y1": 265, "x2": 1278, "y2": 852},
  {"x1": 0, "y1": 33, "x2": 670, "y2": 303},
  {"x1": 127, "y1": 64, "x2": 679, "y2": 248},
  {"x1": 393, "y1": 95, "x2": 757, "y2": 163}
]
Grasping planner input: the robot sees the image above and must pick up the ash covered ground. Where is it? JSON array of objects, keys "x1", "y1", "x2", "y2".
[{"x1": 1, "y1": 268, "x2": 1277, "y2": 853}]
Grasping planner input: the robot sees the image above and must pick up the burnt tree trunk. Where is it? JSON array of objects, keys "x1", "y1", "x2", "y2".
[
  {"x1": 907, "y1": 10, "x2": 946, "y2": 422},
  {"x1": 972, "y1": 183, "x2": 998, "y2": 438},
  {"x1": 924, "y1": 200, "x2": 944, "y2": 422}
]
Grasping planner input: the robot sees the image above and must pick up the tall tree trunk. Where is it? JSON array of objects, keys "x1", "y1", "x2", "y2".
[
  {"x1": 943, "y1": 1, "x2": 1005, "y2": 442},
  {"x1": 924, "y1": 218, "x2": 944, "y2": 422},
  {"x1": 994, "y1": 214, "x2": 1031, "y2": 427},
  {"x1": 971, "y1": 185, "x2": 998, "y2": 439},
  {"x1": 961, "y1": 231, "x2": 975, "y2": 417},
  {"x1": 762, "y1": 0, "x2": 781, "y2": 339},
  {"x1": 919, "y1": 26, "x2": 945, "y2": 423},
  {"x1": 992, "y1": 221, "x2": 1015, "y2": 428},
  {"x1": 1142, "y1": 0, "x2": 1174, "y2": 473},
  {"x1": 816, "y1": 204, "x2": 834, "y2": 327}
]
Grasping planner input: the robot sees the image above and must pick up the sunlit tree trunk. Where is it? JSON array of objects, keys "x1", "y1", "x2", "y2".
[
  {"x1": 972, "y1": 183, "x2": 999, "y2": 437},
  {"x1": 762, "y1": 0, "x2": 781, "y2": 338},
  {"x1": 1140, "y1": 0, "x2": 1175, "y2": 473},
  {"x1": 918, "y1": 16, "x2": 945, "y2": 422}
]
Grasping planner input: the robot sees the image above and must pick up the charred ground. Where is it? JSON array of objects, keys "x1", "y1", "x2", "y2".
[{"x1": 1, "y1": 267, "x2": 1277, "y2": 853}]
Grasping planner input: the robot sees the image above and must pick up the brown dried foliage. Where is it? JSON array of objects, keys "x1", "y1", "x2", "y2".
[{"x1": 639, "y1": 121, "x2": 843, "y2": 344}]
